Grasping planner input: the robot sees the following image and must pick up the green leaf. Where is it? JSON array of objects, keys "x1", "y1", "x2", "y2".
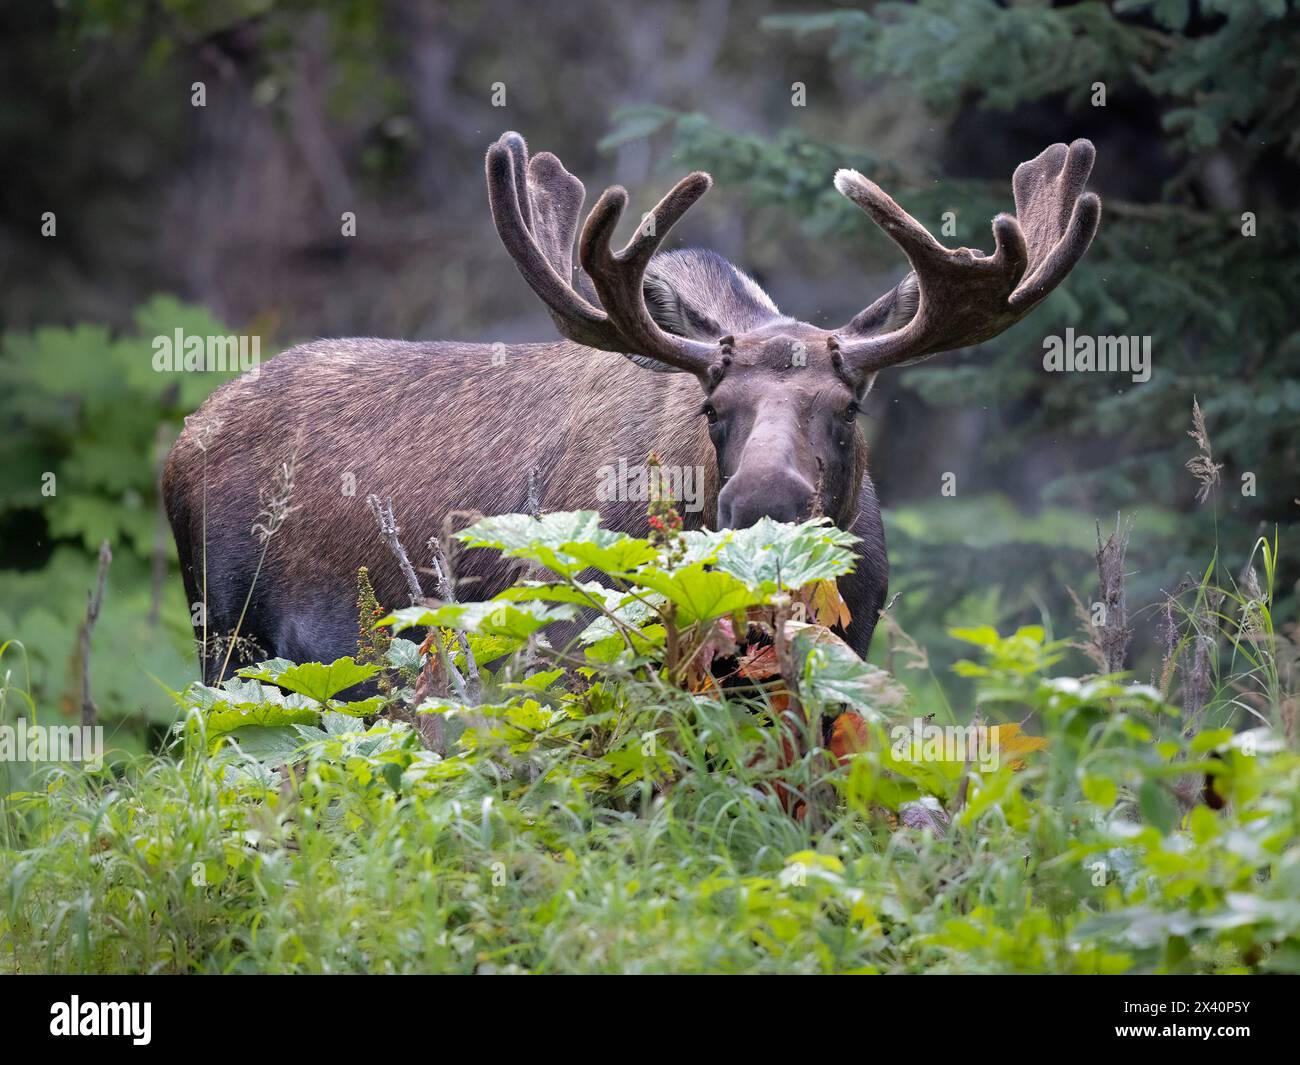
[
  {"x1": 583, "y1": 625, "x2": 666, "y2": 663},
  {"x1": 192, "y1": 692, "x2": 320, "y2": 745},
  {"x1": 1138, "y1": 779, "x2": 1178, "y2": 835},
  {"x1": 457, "y1": 511, "x2": 609, "y2": 551},
  {"x1": 797, "y1": 629, "x2": 900, "y2": 713},
  {"x1": 1190, "y1": 728, "x2": 1234, "y2": 753},
  {"x1": 238, "y1": 656, "x2": 379, "y2": 703},
  {"x1": 494, "y1": 580, "x2": 616, "y2": 608},
  {"x1": 385, "y1": 638, "x2": 422, "y2": 671},
  {"x1": 708, "y1": 517, "x2": 858, "y2": 590},
  {"x1": 1188, "y1": 803, "x2": 1219, "y2": 843},
  {"x1": 465, "y1": 631, "x2": 520, "y2": 663},
  {"x1": 223, "y1": 725, "x2": 311, "y2": 766},
  {"x1": 332, "y1": 695, "x2": 386, "y2": 718},
  {"x1": 455, "y1": 511, "x2": 662, "y2": 579},
  {"x1": 950, "y1": 625, "x2": 1001, "y2": 647},
  {"x1": 379, "y1": 601, "x2": 576, "y2": 642},
  {"x1": 634, "y1": 563, "x2": 771, "y2": 625},
  {"x1": 239, "y1": 657, "x2": 297, "y2": 678},
  {"x1": 1081, "y1": 773, "x2": 1118, "y2": 808},
  {"x1": 513, "y1": 668, "x2": 566, "y2": 691},
  {"x1": 560, "y1": 538, "x2": 659, "y2": 576}
]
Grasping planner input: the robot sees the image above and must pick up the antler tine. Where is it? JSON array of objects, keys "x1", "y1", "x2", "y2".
[
  {"x1": 1009, "y1": 140, "x2": 1101, "y2": 311},
  {"x1": 498, "y1": 131, "x2": 533, "y2": 232},
  {"x1": 526, "y1": 150, "x2": 584, "y2": 281},
  {"x1": 486, "y1": 133, "x2": 608, "y2": 347},
  {"x1": 577, "y1": 172, "x2": 715, "y2": 372},
  {"x1": 832, "y1": 170, "x2": 954, "y2": 276},
  {"x1": 486, "y1": 131, "x2": 715, "y2": 375},
  {"x1": 831, "y1": 139, "x2": 1100, "y2": 378}
]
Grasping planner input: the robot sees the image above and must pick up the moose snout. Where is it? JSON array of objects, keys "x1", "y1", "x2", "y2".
[{"x1": 716, "y1": 469, "x2": 817, "y2": 530}]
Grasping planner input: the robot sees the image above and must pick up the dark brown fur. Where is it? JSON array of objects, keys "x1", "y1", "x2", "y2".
[{"x1": 165, "y1": 317, "x2": 887, "y2": 680}]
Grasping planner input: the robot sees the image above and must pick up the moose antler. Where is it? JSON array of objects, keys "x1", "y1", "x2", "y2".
[
  {"x1": 829, "y1": 139, "x2": 1101, "y2": 376},
  {"x1": 486, "y1": 131, "x2": 717, "y2": 375}
]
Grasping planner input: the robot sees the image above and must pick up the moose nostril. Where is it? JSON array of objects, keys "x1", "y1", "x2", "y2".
[
  {"x1": 718, "y1": 474, "x2": 815, "y2": 530},
  {"x1": 727, "y1": 500, "x2": 798, "y2": 529}
]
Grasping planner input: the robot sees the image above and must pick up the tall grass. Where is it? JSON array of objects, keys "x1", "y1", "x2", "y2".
[{"x1": 3, "y1": 612, "x2": 1298, "y2": 974}]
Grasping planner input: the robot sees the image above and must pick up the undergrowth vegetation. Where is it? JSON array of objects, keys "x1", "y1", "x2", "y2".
[{"x1": 2, "y1": 506, "x2": 1296, "y2": 974}]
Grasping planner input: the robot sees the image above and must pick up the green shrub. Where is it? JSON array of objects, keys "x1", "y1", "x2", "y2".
[{"x1": 3, "y1": 513, "x2": 1295, "y2": 973}]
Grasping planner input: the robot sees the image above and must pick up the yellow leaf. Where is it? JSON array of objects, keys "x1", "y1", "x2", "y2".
[
  {"x1": 993, "y1": 722, "x2": 1048, "y2": 770},
  {"x1": 806, "y1": 579, "x2": 852, "y2": 629}
]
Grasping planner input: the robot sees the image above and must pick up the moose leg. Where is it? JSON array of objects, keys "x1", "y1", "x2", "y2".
[{"x1": 836, "y1": 473, "x2": 889, "y2": 658}]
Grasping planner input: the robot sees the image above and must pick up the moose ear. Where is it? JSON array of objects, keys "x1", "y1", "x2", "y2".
[
  {"x1": 842, "y1": 272, "x2": 920, "y2": 337},
  {"x1": 642, "y1": 272, "x2": 726, "y2": 342},
  {"x1": 555, "y1": 261, "x2": 705, "y2": 373},
  {"x1": 637, "y1": 247, "x2": 786, "y2": 358},
  {"x1": 618, "y1": 253, "x2": 732, "y2": 374}
]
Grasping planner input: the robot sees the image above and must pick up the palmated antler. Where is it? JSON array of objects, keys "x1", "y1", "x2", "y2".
[
  {"x1": 829, "y1": 139, "x2": 1101, "y2": 377},
  {"x1": 485, "y1": 131, "x2": 717, "y2": 375}
]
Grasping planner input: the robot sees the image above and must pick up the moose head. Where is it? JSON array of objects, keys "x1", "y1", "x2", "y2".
[{"x1": 486, "y1": 132, "x2": 1100, "y2": 532}]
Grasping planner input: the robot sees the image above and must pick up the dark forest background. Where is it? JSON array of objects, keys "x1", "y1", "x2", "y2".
[{"x1": 1, "y1": 0, "x2": 1297, "y2": 754}]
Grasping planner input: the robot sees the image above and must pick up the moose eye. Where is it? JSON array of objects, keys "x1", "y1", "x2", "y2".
[
  {"x1": 701, "y1": 402, "x2": 719, "y2": 425},
  {"x1": 843, "y1": 400, "x2": 861, "y2": 422}
]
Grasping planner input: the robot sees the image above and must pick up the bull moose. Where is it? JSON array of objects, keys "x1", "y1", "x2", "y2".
[{"x1": 164, "y1": 131, "x2": 1100, "y2": 681}]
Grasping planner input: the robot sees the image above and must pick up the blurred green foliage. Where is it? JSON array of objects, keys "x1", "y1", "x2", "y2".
[{"x1": 0, "y1": 298, "x2": 248, "y2": 753}]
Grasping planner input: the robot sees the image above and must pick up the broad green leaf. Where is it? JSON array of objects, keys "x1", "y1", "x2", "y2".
[
  {"x1": 511, "y1": 668, "x2": 566, "y2": 691},
  {"x1": 385, "y1": 638, "x2": 422, "y2": 671},
  {"x1": 332, "y1": 695, "x2": 386, "y2": 718},
  {"x1": 494, "y1": 580, "x2": 611, "y2": 607},
  {"x1": 503, "y1": 698, "x2": 565, "y2": 731},
  {"x1": 238, "y1": 657, "x2": 297, "y2": 679},
  {"x1": 1138, "y1": 778, "x2": 1178, "y2": 835},
  {"x1": 796, "y1": 627, "x2": 903, "y2": 713},
  {"x1": 456, "y1": 512, "x2": 660, "y2": 578},
  {"x1": 558, "y1": 538, "x2": 658, "y2": 576},
  {"x1": 949, "y1": 625, "x2": 1001, "y2": 647},
  {"x1": 456, "y1": 510, "x2": 611, "y2": 552},
  {"x1": 198, "y1": 695, "x2": 320, "y2": 744},
  {"x1": 224, "y1": 724, "x2": 311, "y2": 766},
  {"x1": 1190, "y1": 728, "x2": 1234, "y2": 753},
  {"x1": 1188, "y1": 803, "x2": 1220, "y2": 843},
  {"x1": 239, "y1": 656, "x2": 379, "y2": 702},
  {"x1": 465, "y1": 631, "x2": 520, "y2": 663},
  {"x1": 709, "y1": 517, "x2": 858, "y2": 590},
  {"x1": 494, "y1": 580, "x2": 656, "y2": 633},
  {"x1": 634, "y1": 563, "x2": 771, "y2": 625},
  {"x1": 456, "y1": 511, "x2": 639, "y2": 576},
  {"x1": 583, "y1": 624, "x2": 666, "y2": 663},
  {"x1": 380, "y1": 600, "x2": 576, "y2": 641}
]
